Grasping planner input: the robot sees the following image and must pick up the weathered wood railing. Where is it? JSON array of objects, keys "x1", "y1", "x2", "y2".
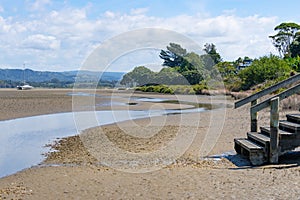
[{"x1": 235, "y1": 73, "x2": 300, "y2": 163}]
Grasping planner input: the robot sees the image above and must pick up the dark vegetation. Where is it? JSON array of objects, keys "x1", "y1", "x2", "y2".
[
  {"x1": 121, "y1": 22, "x2": 300, "y2": 94},
  {"x1": 0, "y1": 69, "x2": 124, "y2": 88}
]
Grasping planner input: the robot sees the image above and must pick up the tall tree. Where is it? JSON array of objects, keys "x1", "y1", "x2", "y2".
[
  {"x1": 181, "y1": 52, "x2": 204, "y2": 71},
  {"x1": 201, "y1": 43, "x2": 222, "y2": 71},
  {"x1": 290, "y1": 33, "x2": 300, "y2": 57},
  {"x1": 159, "y1": 43, "x2": 187, "y2": 67},
  {"x1": 269, "y1": 22, "x2": 300, "y2": 57},
  {"x1": 159, "y1": 43, "x2": 206, "y2": 85},
  {"x1": 120, "y1": 66, "x2": 155, "y2": 86},
  {"x1": 155, "y1": 67, "x2": 188, "y2": 85},
  {"x1": 203, "y1": 43, "x2": 222, "y2": 64}
]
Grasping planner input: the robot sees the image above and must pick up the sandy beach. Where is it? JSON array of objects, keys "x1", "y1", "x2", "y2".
[{"x1": 0, "y1": 89, "x2": 299, "y2": 199}]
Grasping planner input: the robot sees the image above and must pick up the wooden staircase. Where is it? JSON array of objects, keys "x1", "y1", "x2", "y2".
[
  {"x1": 234, "y1": 74, "x2": 300, "y2": 165},
  {"x1": 234, "y1": 114, "x2": 300, "y2": 165}
]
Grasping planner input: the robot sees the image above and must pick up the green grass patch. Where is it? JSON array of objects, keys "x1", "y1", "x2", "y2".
[{"x1": 136, "y1": 84, "x2": 208, "y2": 95}]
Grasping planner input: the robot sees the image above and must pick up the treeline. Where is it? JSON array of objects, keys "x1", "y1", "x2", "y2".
[
  {"x1": 121, "y1": 22, "x2": 300, "y2": 94},
  {"x1": 0, "y1": 79, "x2": 74, "y2": 88},
  {"x1": 121, "y1": 43, "x2": 222, "y2": 88},
  {"x1": 0, "y1": 79, "x2": 119, "y2": 88},
  {"x1": 0, "y1": 69, "x2": 124, "y2": 88}
]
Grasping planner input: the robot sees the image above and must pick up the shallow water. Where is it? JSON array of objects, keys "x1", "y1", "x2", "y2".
[
  {"x1": 132, "y1": 97, "x2": 168, "y2": 102},
  {"x1": 0, "y1": 107, "x2": 205, "y2": 178}
]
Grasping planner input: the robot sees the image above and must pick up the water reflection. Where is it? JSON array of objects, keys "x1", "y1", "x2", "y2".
[{"x1": 0, "y1": 108, "x2": 205, "y2": 178}]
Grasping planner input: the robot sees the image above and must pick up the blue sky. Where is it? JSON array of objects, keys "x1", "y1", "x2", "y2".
[{"x1": 0, "y1": 0, "x2": 299, "y2": 72}]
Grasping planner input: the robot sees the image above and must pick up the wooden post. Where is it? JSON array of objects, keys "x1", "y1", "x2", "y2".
[
  {"x1": 270, "y1": 97, "x2": 279, "y2": 164},
  {"x1": 251, "y1": 100, "x2": 258, "y2": 132}
]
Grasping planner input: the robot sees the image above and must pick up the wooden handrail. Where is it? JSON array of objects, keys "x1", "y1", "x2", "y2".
[
  {"x1": 249, "y1": 83, "x2": 300, "y2": 164},
  {"x1": 251, "y1": 83, "x2": 300, "y2": 114},
  {"x1": 235, "y1": 73, "x2": 300, "y2": 109},
  {"x1": 234, "y1": 73, "x2": 300, "y2": 164}
]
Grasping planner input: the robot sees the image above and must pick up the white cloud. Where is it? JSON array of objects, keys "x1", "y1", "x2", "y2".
[
  {"x1": 130, "y1": 8, "x2": 149, "y2": 15},
  {"x1": 0, "y1": 6, "x2": 280, "y2": 71},
  {"x1": 104, "y1": 11, "x2": 116, "y2": 18},
  {"x1": 0, "y1": 16, "x2": 11, "y2": 33},
  {"x1": 160, "y1": 14, "x2": 278, "y2": 59},
  {"x1": 100, "y1": 12, "x2": 278, "y2": 60},
  {"x1": 31, "y1": 0, "x2": 52, "y2": 11},
  {"x1": 22, "y1": 34, "x2": 60, "y2": 50}
]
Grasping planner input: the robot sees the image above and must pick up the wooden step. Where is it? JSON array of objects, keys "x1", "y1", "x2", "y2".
[
  {"x1": 234, "y1": 138, "x2": 266, "y2": 165},
  {"x1": 279, "y1": 120, "x2": 300, "y2": 133},
  {"x1": 260, "y1": 126, "x2": 294, "y2": 136},
  {"x1": 247, "y1": 132, "x2": 270, "y2": 147},
  {"x1": 280, "y1": 139, "x2": 300, "y2": 152},
  {"x1": 286, "y1": 114, "x2": 300, "y2": 124},
  {"x1": 247, "y1": 132, "x2": 270, "y2": 161},
  {"x1": 234, "y1": 138, "x2": 263, "y2": 151},
  {"x1": 260, "y1": 127, "x2": 300, "y2": 153}
]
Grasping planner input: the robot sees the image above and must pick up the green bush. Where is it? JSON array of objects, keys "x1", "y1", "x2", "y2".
[
  {"x1": 161, "y1": 87, "x2": 174, "y2": 94},
  {"x1": 284, "y1": 56, "x2": 300, "y2": 72},
  {"x1": 238, "y1": 54, "x2": 292, "y2": 90},
  {"x1": 192, "y1": 84, "x2": 208, "y2": 94},
  {"x1": 136, "y1": 85, "x2": 174, "y2": 94},
  {"x1": 136, "y1": 84, "x2": 209, "y2": 95}
]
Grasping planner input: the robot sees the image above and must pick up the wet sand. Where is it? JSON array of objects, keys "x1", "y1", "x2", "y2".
[{"x1": 0, "y1": 89, "x2": 299, "y2": 199}]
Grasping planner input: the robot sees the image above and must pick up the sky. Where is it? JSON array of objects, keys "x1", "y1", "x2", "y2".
[{"x1": 0, "y1": 0, "x2": 299, "y2": 72}]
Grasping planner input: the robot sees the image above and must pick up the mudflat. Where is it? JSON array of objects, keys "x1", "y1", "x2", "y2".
[{"x1": 0, "y1": 89, "x2": 299, "y2": 199}]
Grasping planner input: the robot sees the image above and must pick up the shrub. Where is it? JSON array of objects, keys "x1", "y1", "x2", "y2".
[{"x1": 238, "y1": 54, "x2": 292, "y2": 90}]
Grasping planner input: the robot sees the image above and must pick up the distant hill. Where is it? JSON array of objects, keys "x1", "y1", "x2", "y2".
[
  {"x1": 0, "y1": 69, "x2": 125, "y2": 88},
  {"x1": 65, "y1": 70, "x2": 125, "y2": 82},
  {"x1": 0, "y1": 69, "x2": 124, "y2": 83}
]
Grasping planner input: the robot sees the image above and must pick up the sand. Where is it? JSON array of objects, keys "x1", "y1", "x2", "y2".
[{"x1": 0, "y1": 88, "x2": 299, "y2": 199}]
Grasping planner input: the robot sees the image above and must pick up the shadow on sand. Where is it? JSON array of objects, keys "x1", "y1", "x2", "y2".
[
  {"x1": 206, "y1": 150, "x2": 300, "y2": 170},
  {"x1": 231, "y1": 151, "x2": 300, "y2": 170}
]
